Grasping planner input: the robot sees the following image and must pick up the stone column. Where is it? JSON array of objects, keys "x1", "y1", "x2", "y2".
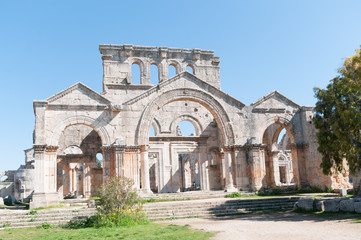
[
  {"x1": 102, "y1": 146, "x2": 112, "y2": 184},
  {"x1": 199, "y1": 144, "x2": 209, "y2": 191},
  {"x1": 114, "y1": 145, "x2": 125, "y2": 177},
  {"x1": 143, "y1": 62, "x2": 150, "y2": 84},
  {"x1": 290, "y1": 143, "x2": 308, "y2": 188},
  {"x1": 246, "y1": 144, "x2": 263, "y2": 191},
  {"x1": 140, "y1": 145, "x2": 152, "y2": 194},
  {"x1": 31, "y1": 145, "x2": 59, "y2": 209},
  {"x1": 224, "y1": 148, "x2": 236, "y2": 192},
  {"x1": 270, "y1": 150, "x2": 281, "y2": 186}
]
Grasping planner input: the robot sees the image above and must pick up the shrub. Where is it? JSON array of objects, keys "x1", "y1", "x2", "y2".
[
  {"x1": 225, "y1": 192, "x2": 242, "y2": 198},
  {"x1": 95, "y1": 176, "x2": 148, "y2": 227}
]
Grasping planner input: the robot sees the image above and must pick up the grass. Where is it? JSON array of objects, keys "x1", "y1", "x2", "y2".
[{"x1": 0, "y1": 223, "x2": 214, "y2": 240}]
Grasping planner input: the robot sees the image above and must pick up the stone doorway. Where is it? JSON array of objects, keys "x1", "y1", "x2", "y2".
[{"x1": 179, "y1": 153, "x2": 200, "y2": 192}]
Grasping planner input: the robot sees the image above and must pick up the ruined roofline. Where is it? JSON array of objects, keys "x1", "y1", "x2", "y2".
[{"x1": 99, "y1": 44, "x2": 215, "y2": 56}]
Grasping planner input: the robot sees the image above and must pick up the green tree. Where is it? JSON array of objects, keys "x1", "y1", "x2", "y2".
[{"x1": 313, "y1": 48, "x2": 361, "y2": 175}]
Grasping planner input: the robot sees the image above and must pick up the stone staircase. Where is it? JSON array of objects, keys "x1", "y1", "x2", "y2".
[
  {"x1": 144, "y1": 196, "x2": 300, "y2": 219},
  {"x1": 0, "y1": 196, "x2": 300, "y2": 229}
]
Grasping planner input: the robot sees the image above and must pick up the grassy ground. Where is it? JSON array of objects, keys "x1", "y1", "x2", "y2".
[{"x1": 0, "y1": 223, "x2": 214, "y2": 240}]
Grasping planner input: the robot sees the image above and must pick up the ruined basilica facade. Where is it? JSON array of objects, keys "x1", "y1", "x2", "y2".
[{"x1": 3, "y1": 44, "x2": 352, "y2": 208}]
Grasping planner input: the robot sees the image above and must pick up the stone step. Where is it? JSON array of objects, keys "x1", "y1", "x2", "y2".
[{"x1": 0, "y1": 197, "x2": 299, "y2": 229}]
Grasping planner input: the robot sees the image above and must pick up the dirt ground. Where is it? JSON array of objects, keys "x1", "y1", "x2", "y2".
[{"x1": 157, "y1": 211, "x2": 361, "y2": 240}]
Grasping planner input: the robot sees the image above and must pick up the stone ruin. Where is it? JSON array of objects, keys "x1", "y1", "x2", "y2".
[{"x1": 0, "y1": 44, "x2": 355, "y2": 208}]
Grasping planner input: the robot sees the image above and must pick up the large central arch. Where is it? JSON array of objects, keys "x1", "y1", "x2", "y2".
[{"x1": 136, "y1": 88, "x2": 235, "y2": 146}]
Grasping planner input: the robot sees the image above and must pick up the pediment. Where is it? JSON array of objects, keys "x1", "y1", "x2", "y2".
[
  {"x1": 124, "y1": 71, "x2": 245, "y2": 108},
  {"x1": 251, "y1": 91, "x2": 300, "y2": 111},
  {"x1": 47, "y1": 82, "x2": 111, "y2": 106}
]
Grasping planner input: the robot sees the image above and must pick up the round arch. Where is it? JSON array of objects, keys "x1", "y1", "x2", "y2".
[
  {"x1": 48, "y1": 115, "x2": 111, "y2": 146},
  {"x1": 136, "y1": 88, "x2": 235, "y2": 146},
  {"x1": 170, "y1": 115, "x2": 203, "y2": 136},
  {"x1": 168, "y1": 60, "x2": 181, "y2": 75},
  {"x1": 261, "y1": 116, "x2": 295, "y2": 148}
]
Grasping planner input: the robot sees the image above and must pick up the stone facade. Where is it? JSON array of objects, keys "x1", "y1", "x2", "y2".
[{"x1": 0, "y1": 44, "x2": 353, "y2": 207}]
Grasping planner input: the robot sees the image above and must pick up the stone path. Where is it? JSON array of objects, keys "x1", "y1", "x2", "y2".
[{"x1": 157, "y1": 211, "x2": 361, "y2": 240}]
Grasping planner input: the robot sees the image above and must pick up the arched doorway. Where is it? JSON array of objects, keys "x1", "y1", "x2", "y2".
[
  {"x1": 262, "y1": 121, "x2": 299, "y2": 188},
  {"x1": 56, "y1": 124, "x2": 103, "y2": 198}
]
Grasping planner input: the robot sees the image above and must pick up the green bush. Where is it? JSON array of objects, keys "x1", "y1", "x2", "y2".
[
  {"x1": 95, "y1": 176, "x2": 148, "y2": 227},
  {"x1": 225, "y1": 192, "x2": 242, "y2": 198}
]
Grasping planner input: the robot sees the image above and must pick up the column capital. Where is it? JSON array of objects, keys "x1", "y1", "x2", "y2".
[
  {"x1": 46, "y1": 146, "x2": 58, "y2": 152},
  {"x1": 101, "y1": 145, "x2": 113, "y2": 153},
  {"x1": 246, "y1": 144, "x2": 263, "y2": 151},
  {"x1": 33, "y1": 144, "x2": 47, "y2": 153},
  {"x1": 140, "y1": 145, "x2": 149, "y2": 152}
]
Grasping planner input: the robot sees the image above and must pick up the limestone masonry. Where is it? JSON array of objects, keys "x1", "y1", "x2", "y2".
[{"x1": 0, "y1": 44, "x2": 353, "y2": 208}]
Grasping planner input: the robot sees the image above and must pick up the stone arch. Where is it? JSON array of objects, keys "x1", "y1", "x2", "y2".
[
  {"x1": 261, "y1": 115, "x2": 300, "y2": 188},
  {"x1": 131, "y1": 58, "x2": 145, "y2": 84},
  {"x1": 150, "y1": 62, "x2": 160, "y2": 83},
  {"x1": 168, "y1": 60, "x2": 181, "y2": 74},
  {"x1": 169, "y1": 115, "x2": 203, "y2": 136},
  {"x1": 186, "y1": 64, "x2": 195, "y2": 74},
  {"x1": 48, "y1": 115, "x2": 111, "y2": 146},
  {"x1": 151, "y1": 118, "x2": 161, "y2": 136},
  {"x1": 261, "y1": 116, "x2": 295, "y2": 147},
  {"x1": 136, "y1": 88, "x2": 235, "y2": 146}
]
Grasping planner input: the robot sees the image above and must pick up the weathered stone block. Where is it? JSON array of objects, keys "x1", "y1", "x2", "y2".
[
  {"x1": 323, "y1": 200, "x2": 339, "y2": 212},
  {"x1": 354, "y1": 202, "x2": 361, "y2": 214},
  {"x1": 339, "y1": 199, "x2": 354, "y2": 212},
  {"x1": 295, "y1": 198, "x2": 314, "y2": 211},
  {"x1": 315, "y1": 199, "x2": 324, "y2": 211}
]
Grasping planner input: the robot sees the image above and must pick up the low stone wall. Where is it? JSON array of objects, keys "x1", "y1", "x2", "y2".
[{"x1": 294, "y1": 198, "x2": 361, "y2": 213}]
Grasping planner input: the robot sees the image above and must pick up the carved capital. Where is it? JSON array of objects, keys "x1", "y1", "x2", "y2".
[
  {"x1": 102, "y1": 55, "x2": 113, "y2": 61},
  {"x1": 125, "y1": 145, "x2": 140, "y2": 153},
  {"x1": 46, "y1": 146, "x2": 58, "y2": 152},
  {"x1": 140, "y1": 145, "x2": 149, "y2": 152},
  {"x1": 33, "y1": 144, "x2": 47, "y2": 153},
  {"x1": 101, "y1": 145, "x2": 113, "y2": 153}
]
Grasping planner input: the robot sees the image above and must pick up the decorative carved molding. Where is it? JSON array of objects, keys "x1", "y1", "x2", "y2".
[
  {"x1": 125, "y1": 146, "x2": 140, "y2": 153},
  {"x1": 46, "y1": 146, "x2": 58, "y2": 152},
  {"x1": 33, "y1": 144, "x2": 47, "y2": 153}
]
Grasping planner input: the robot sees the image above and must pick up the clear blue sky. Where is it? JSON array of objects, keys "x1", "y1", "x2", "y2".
[{"x1": 1, "y1": 0, "x2": 361, "y2": 173}]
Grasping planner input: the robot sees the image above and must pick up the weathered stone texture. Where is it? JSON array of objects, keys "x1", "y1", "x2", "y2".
[
  {"x1": 2, "y1": 44, "x2": 353, "y2": 207},
  {"x1": 339, "y1": 199, "x2": 354, "y2": 212},
  {"x1": 295, "y1": 198, "x2": 314, "y2": 211}
]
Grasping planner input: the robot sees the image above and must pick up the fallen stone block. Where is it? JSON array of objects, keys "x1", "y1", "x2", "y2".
[
  {"x1": 323, "y1": 200, "x2": 339, "y2": 212},
  {"x1": 339, "y1": 199, "x2": 354, "y2": 212},
  {"x1": 354, "y1": 202, "x2": 361, "y2": 213},
  {"x1": 315, "y1": 199, "x2": 324, "y2": 211},
  {"x1": 295, "y1": 198, "x2": 314, "y2": 211}
]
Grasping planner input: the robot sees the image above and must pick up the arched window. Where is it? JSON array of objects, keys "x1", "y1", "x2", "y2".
[
  {"x1": 177, "y1": 120, "x2": 196, "y2": 136},
  {"x1": 149, "y1": 125, "x2": 155, "y2": 137},
  {"x1": 150, "y1": 64, "x2": 159, "y2": 84},
  {"x1": 186, "y1": 65, "x2": 194, "y2": 74},
  {"x1": 168, "y1": 65, "x2": 177, "y2": 79},
  {"x1": 131, "y1": 63, "x2": 141, "y2": 84},
  {"x1": 96, "y1": 152, "x2": 103, "y2": 168},
  {"x1": 277, "y1": 128, "x2": 290, "y2": 150}
]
